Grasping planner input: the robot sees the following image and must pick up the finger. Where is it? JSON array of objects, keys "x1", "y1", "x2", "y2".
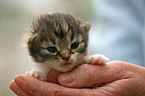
[
  {"x1": 47, "y1": 69, "x2": 61, "y2": 83},
  {"x1": 58, "y1": 61, "x2": 132, "y2": 88},
  {"x1": 14, "y1": 74, "x2": 105, "y2": 96},
  {"x1": 54, "y1": 86, "x2": 112, "y2": 96},
  {"x1": 9, "y1": 80, "x2": 32, "y2": 96},
  {"x1": 12, "y1": 74, "x2": 128, "y2": 96},
  {"x1": 14, "y1": 74, "x2": 64, "y2": 96}
]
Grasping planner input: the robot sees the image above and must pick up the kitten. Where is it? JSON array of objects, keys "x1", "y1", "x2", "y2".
[{"x1": 25, "y1": 12, "x2": 108, "y2": 82}]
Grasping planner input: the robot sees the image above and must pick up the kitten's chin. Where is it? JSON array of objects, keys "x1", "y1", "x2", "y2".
[{"x1": 53, "y1": 64, "x2": 76, "y2": 72}]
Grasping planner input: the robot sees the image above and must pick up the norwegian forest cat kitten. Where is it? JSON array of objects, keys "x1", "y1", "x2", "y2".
[{"x1": 25, "y1": 12, "x2": 108, "y2": 82}]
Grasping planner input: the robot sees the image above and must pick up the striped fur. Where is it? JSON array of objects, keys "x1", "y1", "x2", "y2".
[{"x1": 27, "y1": 12, "x2": 90, "y2": 63}]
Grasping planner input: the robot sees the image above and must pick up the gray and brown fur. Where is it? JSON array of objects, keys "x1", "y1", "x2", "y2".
[{"x1": 27, "y1": 13, "x2": 90, "y2": 62}]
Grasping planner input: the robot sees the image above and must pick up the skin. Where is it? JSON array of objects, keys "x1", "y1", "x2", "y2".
[{"x1": 9, "y1": 61, "x2": 145, "y2": 96}]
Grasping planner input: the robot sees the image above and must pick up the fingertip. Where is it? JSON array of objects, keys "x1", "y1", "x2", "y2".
[
  {"x1": 15, "y1": 74, "x2": 26, "y2": 78},
  {"x1": 9, "y1": 79, "x2": 14, "y2": 84},
  {"x1": 9, "y1": 80, "x2": 15, "y2": 89},
  {"x1": 58, "y1": 73, "x2": 74, "y2": 86},
  {"x1": 9, "y1": 80, "x2": 20, "y2": 95},
  {"x1": 47, "y1": 69, "x2": 61, "y2": 83},
  {"x1": 9, "y1": 80, "x2": 32, "y2": 96}
]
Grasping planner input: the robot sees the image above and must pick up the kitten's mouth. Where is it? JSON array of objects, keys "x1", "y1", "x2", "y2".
[{"x1": 61, "y1": 61, "x2": 71, "y2": 66}]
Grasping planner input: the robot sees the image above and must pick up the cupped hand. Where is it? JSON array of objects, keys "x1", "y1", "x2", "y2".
[{"x1": 9, "y1": 61, "x2": 145, "y2": 96}]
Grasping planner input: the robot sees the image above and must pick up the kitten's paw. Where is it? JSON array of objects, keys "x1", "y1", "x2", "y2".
[
  {"x1": 87, "y1": 54, "x2": 109, "y2": 64},
  {"x1": 25, "y1": 70, "x2": 46, "y2": 81}
]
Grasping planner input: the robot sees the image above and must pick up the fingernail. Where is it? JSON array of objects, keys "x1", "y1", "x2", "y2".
[
  {"x1": 60, "y1": 73, "x2": 74, "y2": 84},
  {"x1": 15, "y1": 76, "x2": 25, "y2": 88}
]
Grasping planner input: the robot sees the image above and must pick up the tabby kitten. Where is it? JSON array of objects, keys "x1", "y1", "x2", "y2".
[{"x1": 25, "y1": 12, "x2": 108, "y2": 81}]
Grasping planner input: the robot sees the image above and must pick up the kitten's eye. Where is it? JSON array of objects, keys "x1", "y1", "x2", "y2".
[
  {"x1": 47, "y1": 47, "x2": 57, "y2": 53},
  {"x1": 71, "y1": 42, "x2": 79, "y2": 49}
]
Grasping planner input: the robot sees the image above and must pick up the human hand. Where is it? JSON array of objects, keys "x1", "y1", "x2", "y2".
[{"x1": 9, "y1": 61, "x2": 145, "y2": 96}]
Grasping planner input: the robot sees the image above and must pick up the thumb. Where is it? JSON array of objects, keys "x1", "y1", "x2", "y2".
[{"x1": 58, "y1": 61, "x2": 131, "y2": 88}]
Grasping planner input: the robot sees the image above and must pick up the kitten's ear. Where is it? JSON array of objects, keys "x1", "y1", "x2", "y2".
[
  {"x1": 81, "y1": 23, "x2": 91, "y2": 33},
  {"x1": 25, "y1": 32, "x2": 39, "y2": 48}
]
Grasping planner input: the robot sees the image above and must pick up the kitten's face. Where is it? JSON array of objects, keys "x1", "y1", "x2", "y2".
[{"x1": 27, "y1": 13, "x2": 90, "y2": 72}]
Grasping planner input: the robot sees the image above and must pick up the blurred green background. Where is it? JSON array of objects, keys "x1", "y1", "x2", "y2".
[{"x1": 0, "y1": 0, "x2": 93, "y2": 95}]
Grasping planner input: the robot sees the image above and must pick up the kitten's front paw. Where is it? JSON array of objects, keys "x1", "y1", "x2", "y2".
[
  {"x1": 87, "y1": 54, "x2": 109, "y2": 64},
  {"x1": 25, "y1": 70, "x2": 46, "y2": 81}
]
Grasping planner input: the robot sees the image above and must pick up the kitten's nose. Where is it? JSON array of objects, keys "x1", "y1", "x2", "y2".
[{"x1": 59, "y1": 50, "x2": 70, "y2": 61}]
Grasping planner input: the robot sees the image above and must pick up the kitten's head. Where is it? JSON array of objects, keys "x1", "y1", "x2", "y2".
[{"x1": 26, "y1": 12, "x2": 90, "y2": 72}]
